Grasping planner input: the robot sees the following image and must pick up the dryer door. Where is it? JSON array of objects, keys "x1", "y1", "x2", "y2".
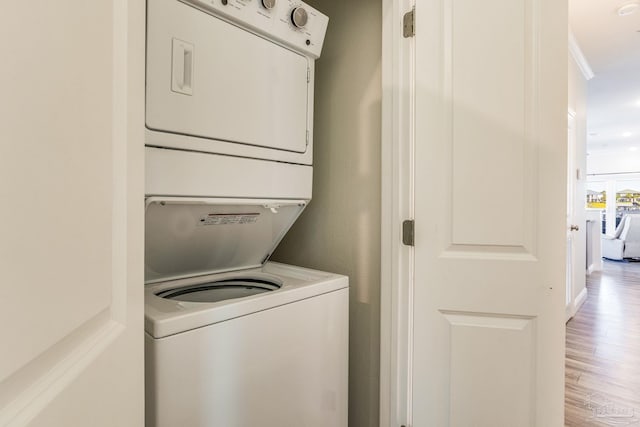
[{"x1": 146, "y1": 0, "x2": 311, "y2": 160}]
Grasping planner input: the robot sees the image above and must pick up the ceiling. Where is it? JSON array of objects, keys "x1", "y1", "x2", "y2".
[{"x1": 569, "y1": 0, "x2": 640, "y2": 154}]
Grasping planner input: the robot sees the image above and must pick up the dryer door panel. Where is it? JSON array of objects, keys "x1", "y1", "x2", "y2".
[{"x1": 146, "y1": 0, "x2": 310, "y2": 154}]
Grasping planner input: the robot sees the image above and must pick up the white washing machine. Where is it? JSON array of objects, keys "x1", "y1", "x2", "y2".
[
  {"x1": 144, "y1": 1, "x2": 348, "y2": 426},
  {"x1": 144, "y1": 198, "x2": 348, "y2": 427}
]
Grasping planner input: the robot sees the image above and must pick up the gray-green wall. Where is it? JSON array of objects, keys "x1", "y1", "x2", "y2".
[{"x1": 271, "y1": 0, "x2": 382, "y2": 425}]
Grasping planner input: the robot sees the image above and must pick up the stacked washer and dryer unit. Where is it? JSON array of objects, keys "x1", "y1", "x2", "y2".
[{"x1": 144, "y1": 0, "x2": 348, "y2": 426}]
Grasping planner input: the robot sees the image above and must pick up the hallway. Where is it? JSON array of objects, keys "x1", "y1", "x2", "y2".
[{"x1": 565, "y1": 260, "x2": 640, "y2": 426}]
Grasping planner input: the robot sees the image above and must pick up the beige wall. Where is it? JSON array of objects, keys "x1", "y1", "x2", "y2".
[
  {"x1": 568, "y1": 53, "x2": 588, "y2": 307},
  {"x1": 271, "y1": 0, "x2": 382, "y2": 425}
]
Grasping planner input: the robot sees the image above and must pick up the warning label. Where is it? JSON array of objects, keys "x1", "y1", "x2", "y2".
[{"x1": 198, "y1": 213, "x2": 260, "y2": 226}]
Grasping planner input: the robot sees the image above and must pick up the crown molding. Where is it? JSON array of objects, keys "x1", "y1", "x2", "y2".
[{"x1": 569, "y1": 30, "x2": 595, "y2": 81}]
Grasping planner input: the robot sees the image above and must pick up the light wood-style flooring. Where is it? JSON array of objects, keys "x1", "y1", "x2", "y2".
[{"x1": 565, "y1": 260, "x2": 640, "y2": 426}]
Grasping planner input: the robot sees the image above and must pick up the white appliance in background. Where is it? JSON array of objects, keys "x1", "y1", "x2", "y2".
[
  {"x1": 144, "y1": 1, "x2": 348, "y2": 427},
  {"x1": 146, "y1": 0, "x2": 327, "y2": 166}
]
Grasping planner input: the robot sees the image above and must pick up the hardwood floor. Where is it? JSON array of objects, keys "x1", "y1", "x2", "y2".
[{"x1": 565, "y1": 260, "x2": 640, "y2": 426}]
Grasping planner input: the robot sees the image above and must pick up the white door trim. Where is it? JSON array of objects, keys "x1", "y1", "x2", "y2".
[
  {"x1": 380, "y1": 0, "x2": 414, "y2": 426},
  {"x1": 566, "y1": 109, "x2": 577, "y2": 322}
]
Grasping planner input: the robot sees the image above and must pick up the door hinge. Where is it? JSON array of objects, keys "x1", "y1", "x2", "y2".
[
  {"x1": 403, "y1": 8, "x2": 415, "y2": 38},
  {"x1": 402, "y1": 220, "x2": 415, "y2": 246}
]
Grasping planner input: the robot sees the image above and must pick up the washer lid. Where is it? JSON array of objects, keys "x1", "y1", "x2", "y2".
[{"x1": 144, "y1": 197, "x2": 307, "y2": 284}]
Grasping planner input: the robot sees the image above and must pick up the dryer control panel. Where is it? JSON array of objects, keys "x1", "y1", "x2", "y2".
[{"x1": 181, "y1": 0, "x2": 328, "y2": 58}]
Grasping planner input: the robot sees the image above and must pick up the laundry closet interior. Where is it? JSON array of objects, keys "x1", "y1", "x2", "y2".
[
  {"x1": 144, "y1": 0, "x2": 382, "y2": 426},
  {"x1": 272, "y1": 0, "x2": 382, "y2": 426},
  {"x1": 271, "y1": 2, "x2": 382, "y2": 424}
]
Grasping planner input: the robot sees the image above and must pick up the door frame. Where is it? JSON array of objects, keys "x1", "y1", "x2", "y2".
[
  {"x1": 379, "y1": 0, "x2": 414, "y2": 425},
  {"x1": 566, "y1": 109, "x2": 577, "y2": 321}
]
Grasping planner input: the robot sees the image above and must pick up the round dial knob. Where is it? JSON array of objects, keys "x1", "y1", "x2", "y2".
[
  {"x1": 291, "y1": 7, "x2": 308, "y2": 28},
  {"x1": 262, "y1": 0, "x2": 276, "y2": 9}
]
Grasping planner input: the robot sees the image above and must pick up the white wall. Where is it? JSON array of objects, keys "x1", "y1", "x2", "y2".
[
  {"x1": 271, "y1": 0, "x2": 382, "y2": 425},
  {"x1": 588, "y1": 151, "x2": 640, "y2": 175},
  {"x1": 568, "y1": 51, "x2": 588, "y2": 314}
]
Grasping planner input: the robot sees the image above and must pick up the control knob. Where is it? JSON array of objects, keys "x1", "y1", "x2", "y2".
[
  {"x1": 262, "y1": 0, "x2": 276, "y2": 9},
  {"x1": 291, "y1": 7, "x2": 308, "y2": 28}
]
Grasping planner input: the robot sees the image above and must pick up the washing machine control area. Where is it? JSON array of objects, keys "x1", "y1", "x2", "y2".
[{"x1": 181, "y1": 0, "x2": 328, "y2": 58}]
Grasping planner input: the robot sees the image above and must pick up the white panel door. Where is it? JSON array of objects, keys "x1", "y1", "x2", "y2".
[
  {"x1": 0, "y1": 1, "x2": 144, "y2": 426},
  {"x1": 411, "y1": 0, "x2": 567, "y2": 425}
]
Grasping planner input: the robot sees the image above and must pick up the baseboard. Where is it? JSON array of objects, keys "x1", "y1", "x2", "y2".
[
  {"x1": 565, "y1": 303, "x2": 574, "y2": 323},
  {"x1": 566, "y1": 288, "x2": 589, "y2": 322},
  {"x1": 574, "y1": 287, "x2": 588, "y2": 313}
]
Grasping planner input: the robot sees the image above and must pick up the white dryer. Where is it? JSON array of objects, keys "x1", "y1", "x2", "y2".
[
  {"x1": 144, "y1": 0, "x2": 327, "y2": 199},
  {"x1": 145, "y1": 0, "x2": 327, "y2": 166},
  {"x1": 144, "y1": 1, "x2": 347, "y2": 426}
]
